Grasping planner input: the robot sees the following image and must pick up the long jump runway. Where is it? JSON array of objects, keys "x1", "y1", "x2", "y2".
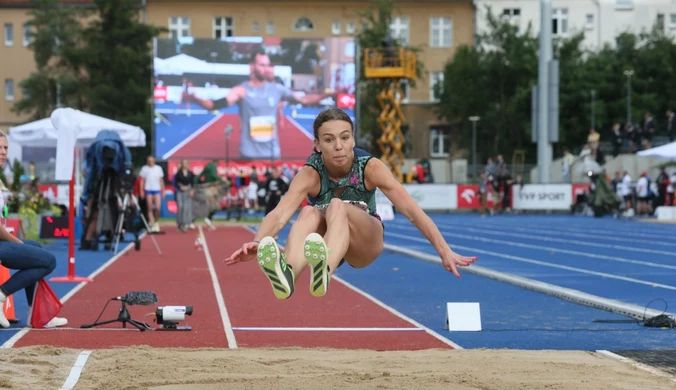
[{"x1": 8, "y1": 227, "x2": 451, "y2": 351}]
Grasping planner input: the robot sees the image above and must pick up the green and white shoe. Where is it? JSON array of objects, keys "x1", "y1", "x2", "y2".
[
  {"x1": 304, "y1": 233, "x2": 330, "y2": 297},
  {"x1": 257, "y1": 236, "x2": 295, "y2": 299}
]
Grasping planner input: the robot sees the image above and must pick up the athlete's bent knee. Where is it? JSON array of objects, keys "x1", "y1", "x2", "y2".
[
  {"x1": 326, "y1": 198, "x2": 346, "y2": 218},
  {"x1": 298, "y1": 205, "x2": 321, "y2": 222}
]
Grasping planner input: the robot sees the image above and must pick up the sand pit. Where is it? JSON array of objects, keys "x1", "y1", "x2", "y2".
[{"x1": 0, "y1": 346, "x2": 674, "y2": 390}]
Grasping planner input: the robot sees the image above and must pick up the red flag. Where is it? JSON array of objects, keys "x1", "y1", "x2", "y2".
[{"x1": 29, "y1": 279, "x2": 63, "y2": 328}]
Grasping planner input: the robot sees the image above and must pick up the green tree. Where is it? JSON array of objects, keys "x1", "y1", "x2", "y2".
[
  {"x1": 437, "y1": 7, "x2": 538, "y2": 166},
  {"x1": 354, "y1": 0, "x2": 424, "y2": 156},
  {"x1": 78, "y1": 0, "x2": 164, "y2": 163},
  {"x1": 12, "y1": 0, "x2": 85, "y2": 120}
]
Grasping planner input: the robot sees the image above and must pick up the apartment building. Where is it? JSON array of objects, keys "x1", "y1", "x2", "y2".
[
  {"x1": 477, "y1": 0, "x2": 676, "y2": 50},
  {"x1": 0, "y1": 0, "x2": 474, "y2": 160}
]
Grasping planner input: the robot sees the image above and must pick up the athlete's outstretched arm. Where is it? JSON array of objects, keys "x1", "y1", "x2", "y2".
[
  {"x1": 365, "y1": 158, "x2": 477, "y2": 277},
  {"x1": 253, "y1": 166, "x2": 319, "y2": 241},
  {"x1": 184, "y1": 85, "x2": 245, "y2": 110},
  {"x1": 291, "y1": 91, "x2": 334, "y2": 106}
]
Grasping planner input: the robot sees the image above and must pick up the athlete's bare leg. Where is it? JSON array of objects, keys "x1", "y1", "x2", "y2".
[
  {"x1": 335, "y1": 202, "x2": 384, "y2": 271},
  {"x1": 283, "y1": 206, "x2": 326, "y2": 278}
]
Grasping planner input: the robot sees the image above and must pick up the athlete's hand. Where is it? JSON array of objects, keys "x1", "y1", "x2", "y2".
[
  {"x1": 224, "y1": 242, "x2": 259, "y2": 265},
  {"x1": 440, "y1": 249, "x2": 477, "y2": 279}
]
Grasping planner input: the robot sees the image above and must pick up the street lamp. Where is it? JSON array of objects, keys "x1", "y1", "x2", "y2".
[
  {"x1": 590, "y1": 89, "x2": 596, "y2": 130},
  {"x1": 469, "y1": 116, "x2": 481, "y2": 179},
  {"x1": 624, "y1": 69, "x2": 634, "y2": 126}
]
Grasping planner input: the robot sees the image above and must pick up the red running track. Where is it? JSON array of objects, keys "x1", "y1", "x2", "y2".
[
  {"x1": 169, "y1": 112, "x2": 313, "y2": 160},
  {"x1": 14, "y1": 227, "x2": 453, "y2": 351}
]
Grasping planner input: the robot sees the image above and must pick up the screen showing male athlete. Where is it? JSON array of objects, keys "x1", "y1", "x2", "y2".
[{"x1": 182, "y1": 50, "x2": 334, "y2": 160}]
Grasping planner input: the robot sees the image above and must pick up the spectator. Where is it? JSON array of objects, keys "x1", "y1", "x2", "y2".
[
  {"x1": 561, "y1": 149, "x2": 574, "y2": 183},
  {"x1": 636, "y1": 171, "x2": 651, "y2": 216},
  {"x1": 587, "y1": 128, "x2": 600, "y2": 152},
  {"x1": 625, "y1": 124, "x2": 638, "y2": 153},
  {"x1": 610, "y1": 123, "x2": 623, "y2": 157},
  {"x1": 643, "y1": 112, "x2": 656, "y2": 143}
]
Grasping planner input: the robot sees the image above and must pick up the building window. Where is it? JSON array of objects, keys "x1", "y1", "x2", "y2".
[
  {"x1": 294, "y1": 17, "x2": 314, "y2": 32},
  {"x1": 346, "y1": 22, "x2": 356, "y2": 34},
  {"x1": 429, "y1": 72, "x2": 444, "y2": 101},
  {"x1": 331, "y1": 21, "x2": 341, "y2": 35},
  {"x1": 213, "y1": 17, "x2": 233, "y2": 39},
  {"x1": 430, "y1": 17, "x2": 452, "y2": 48},
  {"x1": 23, "y1": 23, "x2": 31, "y2": 46},
  {"x1": 5, "y1": 79, "x2": 14, "y2": 101},
  {"x1": 670, "y1": 14, "x2": 676, "y2": 29},
  {"x1": 22, "y1": 87, "x2": 30, "y2": 99},
  {"x1": 252, "y1": 21, "x2": 260, "y2": 33},
  {"x1": 430, "y1": 128, "x2": 450, "y2": 157},
  {"x1": 656, "y1": 13, "x2": 665, "y2": 31},
  {"x1": 616, "y1": 0, "x2": 632, "y2": 9},
  {"x1": 552, "y1": 8, "x2": 568, "y2": 37},
  {"x1": 4, "y1": 23, "x2": 13, "y2": 46},
  {"x1": 266, "y1": 21, "x2": 275, "y2": 35},
  {"x1": 389, "y1": 17, "x2": 409, "y2": 45},
  {"x1": 502, "y1": 8, "x2": 521, "y2": 26},
  {"x1": 169, "y1": 17, "x2": 190, "y2": 39},
  {"x1": 585, "y1": 14, "x2": 594, "y2": 29}
]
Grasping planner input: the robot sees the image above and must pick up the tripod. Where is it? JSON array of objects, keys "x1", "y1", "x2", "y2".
[
  {"x1": 80, "y1": 300, "x2": 149, "y2": 331},
  {"x1": 112, "y1": 192, "x2": 163, "y2": 256}
]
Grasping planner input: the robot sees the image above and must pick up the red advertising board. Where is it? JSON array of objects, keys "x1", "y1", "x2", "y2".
[{"x1": 457, "y1": 185, "x2": 498, "y2": 209}]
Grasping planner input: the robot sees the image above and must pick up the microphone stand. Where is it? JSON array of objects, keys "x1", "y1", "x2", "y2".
[{"x1": 81, "y1": 298, "x2": 149, "y2": 331}]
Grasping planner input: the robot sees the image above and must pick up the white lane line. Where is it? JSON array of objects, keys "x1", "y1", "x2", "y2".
[
  {"x1": 59, "y1": 350, "x2": 92, "y2": 390},
  {"x1": 198, "y1": 225, "x2": 237, "y2": 349},
  {"x1": 387, "y1": 223, "x2": 676, "y2": 271},
  {"x1": 386, "y1": 231, "x2": 676, "y2": 291}
]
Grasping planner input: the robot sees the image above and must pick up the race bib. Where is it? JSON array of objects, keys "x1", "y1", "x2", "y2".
[{"x1": 249, "y1": 115, "x2": 276, "y2": 142}]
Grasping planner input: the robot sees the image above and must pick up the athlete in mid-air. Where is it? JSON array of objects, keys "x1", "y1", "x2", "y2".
[
  {"x1": 224, "y1": 108, "x2": 477, "y2": 299},
  {"x1": 182, "y1": 49, "x2": 334, "y2": 160}
]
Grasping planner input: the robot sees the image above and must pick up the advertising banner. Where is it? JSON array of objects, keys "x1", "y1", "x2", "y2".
[
  {"x1": 456, "y1": 185, "x2": 498, "y2": 209},
  {"x1": 153, "y1": 36, "x2": 356, "y2": 161},
  {"x1": 511, "y1": 184, "x2": 572, "y2": 210},
  {"x1": 376, "y1": 185, "x2": 457, "y2": 210}
]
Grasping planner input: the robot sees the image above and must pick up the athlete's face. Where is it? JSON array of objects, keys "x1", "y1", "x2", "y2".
[
  {"x1": 0, "y1": 136, "x2": 7, "y2": 166},
  {"x1": 265, "y1": 66, "x2": 275, "y2": 82},
  {"x1": 251, "y1": 54, "x2": 272, "y2": 82},
  {"x1": 315, "y1": 120, "x2": 355, "y2": 168}
]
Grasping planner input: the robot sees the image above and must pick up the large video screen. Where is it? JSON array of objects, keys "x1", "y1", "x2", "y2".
[{"x1": 152, "y1": 36, "x2": 356, "y2": 164}]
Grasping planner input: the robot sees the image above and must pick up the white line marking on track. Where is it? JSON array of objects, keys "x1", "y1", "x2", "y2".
[
  {"x1": 199, "y1": 225, "x2": 237, "y2": 349},
  {"x1": 386, "y1": 231, "x2": 676, "y2": 291},
  {"x1": 436, "y1": 220, "x2": 676, "y2": 248},
  {"x1": 0, "y1": 234, "x2": 145, "y2": 349},
  {"x1": 60, "y1": 350, "x2": 92, "y2": 390},
  {"x1": 233, "y1": 327, "x2": 423, "y2": 332},
  {"x1": 242, "y1": 225, "x2": 463, "y2": 350},
  {"x1": 423, "y1": 222, "x2": 676, "y2": 256},
  {"x1": 387, "y1": 223, "x2": 676, "y2": 271},
  {"x1": 162, "y1": 113, "x2": 224, "y2": 159},
  {"x1": 597, "y1": 350, "x2": 676, "y2": 383}
]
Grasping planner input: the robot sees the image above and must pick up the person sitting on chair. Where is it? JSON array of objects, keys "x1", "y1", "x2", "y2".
[{"x1": 0, "y1": 133, "x2": 67, "y2": 328}]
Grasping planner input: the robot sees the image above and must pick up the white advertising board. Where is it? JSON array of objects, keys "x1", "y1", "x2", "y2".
[
  {"x1": 511, "y1": 184, "x2": 572, "y2": 210},
  {"x1": 376, "y1": 184, "x2": 457, "y2": 211}
]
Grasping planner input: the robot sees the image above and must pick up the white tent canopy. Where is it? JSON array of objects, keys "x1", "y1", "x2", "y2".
[
  {"x1": 6, "y1": 110, "x2": 146, "y2": 168},
  {"x1": 8, "y1": 111, "x2": 146, "y2": 148},
  {"x1": 637, "y1": 141, "x2": 676, "y2": 161}
]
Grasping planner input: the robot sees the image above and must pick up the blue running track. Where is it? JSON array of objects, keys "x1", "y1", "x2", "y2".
[{"x1": 268, "y1": 213, "x2": 676, "y2": 351}]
